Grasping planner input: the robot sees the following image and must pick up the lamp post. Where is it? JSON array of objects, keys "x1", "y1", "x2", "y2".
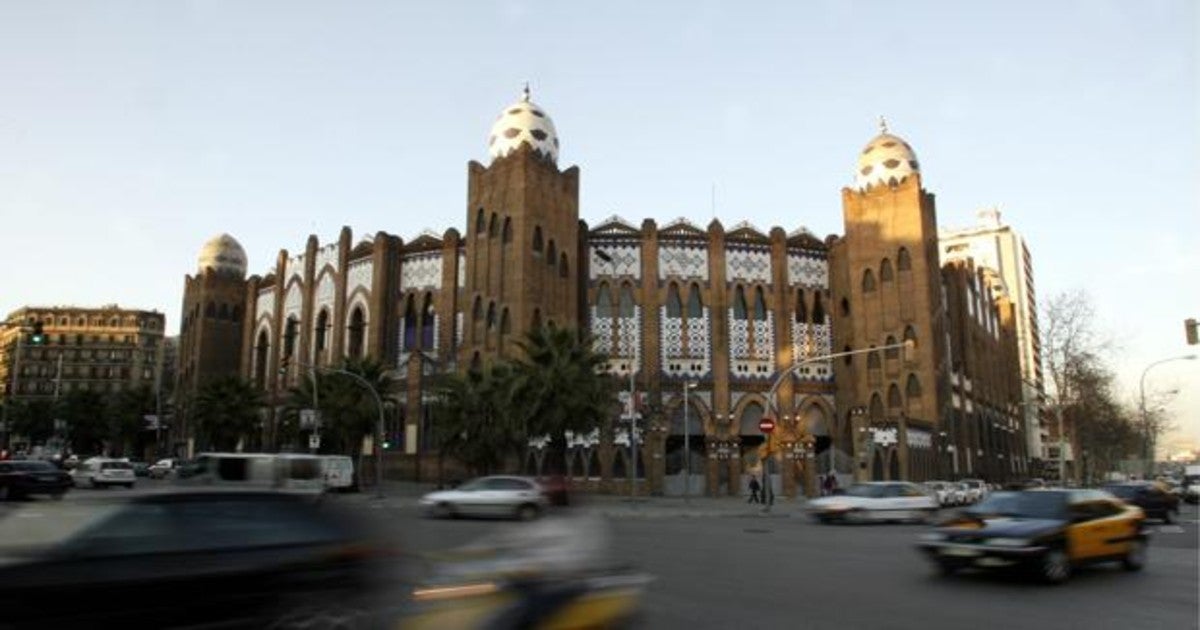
[
  {"x1": 682, "y1": 381, "x2": 697, "y2": 503},
  {"x1": 1138, "y1": 355, "x2": 1195, "y2": 478}
]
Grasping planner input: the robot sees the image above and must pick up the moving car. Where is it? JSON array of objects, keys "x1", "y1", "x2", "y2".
[
  {"x1": 0, "y1": 460, "x2": 72, "y2": 501},
  {"x1": 147, "y1": 458, "x2": 177, "y2": 479},
  {"x1": 190, "y1": 452, "x2": 324, "y2": 491},
  {"x1": 0, "y1": 490, "x2": 403, "y2": 626},
  {"x1": 320, "y1": 455, "x2": 357, "y2": 492},
  {"x1": 129, "y1": 460, "x2": 150, "y2": 477},
  {"x1": 70, "y1": 458, "x2": 136, "y2": 489},
  {"x1": 959, "y1": 478, "x2": 988, "y2": 504},
  {"x1": 916, "y1": 489, "x2": 1148, "y2": 583},
  {"x1": 922, "y1": 481, "x2": 959, "y2": 507},
  {"x1": 806, "y1": 482, "x2": 940, "y2": 524},
  {"x1": 420, "y1": 475, "x2": 549, "y2": 520},
  {"x1": 1103, "y1": 482, "x2": 1180, "y2": 523}
]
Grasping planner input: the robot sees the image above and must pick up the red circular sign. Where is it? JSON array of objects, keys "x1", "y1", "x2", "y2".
[{"x1": 759, "y1": 418, "x2": 776, "y2": 434}]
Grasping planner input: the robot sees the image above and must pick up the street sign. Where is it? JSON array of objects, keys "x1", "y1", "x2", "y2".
[
  {"x1": 309, "y1": 434, "x2": 321, "y2": 449},
  {"x1": 759, "y1": 418, "x2": 775, "y2": 434}
]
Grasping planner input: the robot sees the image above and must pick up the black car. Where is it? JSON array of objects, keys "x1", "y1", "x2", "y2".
[
  {"x1": 0, "y1": 490, "x2": 404, "y2": 627},
  {"x1": 0, "y1": 460, "x2": 72, "y2": 501},
  {"x1": 1103, "y1": 482, "x2": 1179, "y2": 522}
]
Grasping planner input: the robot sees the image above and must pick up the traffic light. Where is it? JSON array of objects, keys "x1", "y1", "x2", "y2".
[
  {"x1": 29, "y1": 322, "x2": 45, "y2": 345},
  {"x1": 1187, "y1": 318, "x2": 1198, "y2": 346}
]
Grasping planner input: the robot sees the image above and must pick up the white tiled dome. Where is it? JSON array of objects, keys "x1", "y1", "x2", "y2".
[
  {"x1": 197, "y1": 233, "x2": 247, "y2": 277},
  {"x1": 855, "y1": 119, "x2": 920, "y2": 190},
  {"x1": 487, "y1": 85, "x2": 559, "y2": 164}
]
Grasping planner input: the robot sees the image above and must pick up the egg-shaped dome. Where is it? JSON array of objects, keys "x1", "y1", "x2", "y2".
[
  {"x1": 487, "y1": 85, "x2": 559, "y2": 164},
  {"x1": 197, "y1": 233, "x2": 247, "y2": 277},
  {"x1": 855, "y1": 119, "x2": 920, "y2": 190}
]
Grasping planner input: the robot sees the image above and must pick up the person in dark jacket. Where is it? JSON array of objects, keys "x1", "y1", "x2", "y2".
[{"x1": 748, "y1": 475, "x2": 761, "y2": 504}]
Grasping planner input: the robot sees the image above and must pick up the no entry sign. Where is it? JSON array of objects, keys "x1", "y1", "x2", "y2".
[{"x1": 759, "y1": 418, "x2": 776, "y2": 434}]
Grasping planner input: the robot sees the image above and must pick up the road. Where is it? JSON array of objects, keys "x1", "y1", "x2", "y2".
[{"x1": 4, "y1": 483, "x2": 1198, "y2": 629}]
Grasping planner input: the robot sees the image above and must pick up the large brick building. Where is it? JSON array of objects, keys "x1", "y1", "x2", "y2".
[{"x1": 177, "y1": 90, "x2": 1028, "y2": 495}]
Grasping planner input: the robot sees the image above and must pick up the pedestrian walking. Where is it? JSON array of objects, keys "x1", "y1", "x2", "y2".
[{"x1": 748, "y1": 475, "x2": 761, "y2": 504}]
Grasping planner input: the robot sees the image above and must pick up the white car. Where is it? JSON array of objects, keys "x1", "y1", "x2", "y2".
[
  {"x1": 148, "y1": 458, "x2": 177, "y2": 479},
  {"x1": 922, "y1": 481, "x2": 964, "y2": 507},
  {"x1": 420, "y1": 475, "x2": 548, "y2": 521},
  {"x1": 959, "y1": 478, "x2": 988, "y2": 504},
  {"x1": 71, "y1": 458, "x2": 136, "y2": 489},
  {"x1": 319, "y1": 455, "x2": 356, "y2": 492},
  {"x1": 807, "y1": 482, "x2": 939, "y2": 524}
]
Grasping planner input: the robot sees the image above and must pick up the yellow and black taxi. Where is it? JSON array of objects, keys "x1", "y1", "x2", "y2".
[{"x1": 916, "y1": 489, "x2": 1148, "y2": 583}]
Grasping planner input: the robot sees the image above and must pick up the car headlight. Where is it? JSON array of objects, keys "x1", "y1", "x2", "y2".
[
  {"x1": 985, "y1": 537, "x2": 1030, "y2": 548},
  {"x1": 919, "y1": 532, "x2": 946, "y2": 542}
]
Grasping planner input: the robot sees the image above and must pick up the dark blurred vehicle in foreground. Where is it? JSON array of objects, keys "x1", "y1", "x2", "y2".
[
  {"x1": 402, "y1": 513, "x2": 651, "y2": 629},
  {"x1": 0, "y1": 490, "x2": 404, "y2": 628},
  {"x1": 420, "y1": 476, "x2": 550, "y2": 520},
  {"x1": 0, "y1": 460, "x2": 72, "y2": 501},
  {"x1": 1103, "y1": 481, "x2": 1180, "y2": 523},
  {"x1": 917, "y1": 489, "x2": 1147, "y2": 583}
]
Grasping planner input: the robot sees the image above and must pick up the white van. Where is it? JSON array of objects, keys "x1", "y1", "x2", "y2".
[
  {"x1": 320, "y1": 455, "x2": 356, "y2": 492},
  {"x1": 192, "y1": 453, "x2": 324, "y2": 491},
  {"x1": 72, "y1": 457, "x2": 136, "y2": 489}
]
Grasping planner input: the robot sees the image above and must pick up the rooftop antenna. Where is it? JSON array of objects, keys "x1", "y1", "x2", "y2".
[
  {"x1": 878, "y1": 115, "x2": 889, "y2": 134},
  {"x1": 522, "y1": 81, "x2": 531, "y2": 102}
]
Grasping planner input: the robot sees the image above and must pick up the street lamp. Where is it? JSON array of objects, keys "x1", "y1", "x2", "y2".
[
  {"x1": 1139, "y1": 355, "x2": 1195, "y2": 477},
  {"x1": 682, "y1": 381, "x2": 698, "y2": 502}
]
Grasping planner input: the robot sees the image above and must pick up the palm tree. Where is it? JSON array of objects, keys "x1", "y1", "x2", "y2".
[
  {"x1": 513, "y1": 326, "x2": 616, "y2": 474},
  {"x1": 193, "y1": 376, "x2": 264, "y2": 451},
  {"x1": 7, "y1": 399, "x2": 55, "y2": 446},
  {"x1": 106, "y1": 385, "x2": 156, "y2": 457},
  {"x1": 284, "y1": 357, "x2": 399, "y2": 456},
  {"x1": 431, "y1": 362, "x2": 524, "y2": 475}
]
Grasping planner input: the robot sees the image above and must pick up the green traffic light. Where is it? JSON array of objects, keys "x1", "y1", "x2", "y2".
[{"x1": 30, "y1": 334, "x2": 44, "y2": 345}]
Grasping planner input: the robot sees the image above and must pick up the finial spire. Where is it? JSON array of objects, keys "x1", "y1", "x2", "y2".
[
  {"x1": 878, "y1": 115, "x2": 889, "y2": 134},
  {"x1": 522, "y1": 82, "x2": 531, "y2": 102}
]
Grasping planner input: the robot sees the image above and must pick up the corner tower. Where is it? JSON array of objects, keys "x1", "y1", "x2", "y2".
[
  {"x1": 830, "y1": 120, "x2": 947, "y2": 482},
  {"x1": 178, "y1": 234, "x2": 250, "y2": 399},
  {"x1": 460, "y1": 87, "x2": 581, "y2": 365}
]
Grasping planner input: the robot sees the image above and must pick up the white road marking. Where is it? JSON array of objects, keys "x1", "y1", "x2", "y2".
[{"x1": 1155, "y1": 525, "x2": 1184, "y2": 534}]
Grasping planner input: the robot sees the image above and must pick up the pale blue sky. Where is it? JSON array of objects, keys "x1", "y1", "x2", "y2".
[{"x1": 1, "y1": 1, "x2": 1197, "y2": 449}]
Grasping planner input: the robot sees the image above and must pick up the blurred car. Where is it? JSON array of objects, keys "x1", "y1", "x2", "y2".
[
  {"x1": 420, "y1": 475, "x2": 549, "y2": 520},
  {"x1": 129, "y1": 461, "x2": 150, "y2": 478},
  {"x1": 147, "y1": 458, "x2": 177, "y2": 479},
  {"x1": 0, "y1": 490, "x2": 403, "y2": 627},
  {"x1": 1103, "y1": 482, "x2": 1180, "y2": 523},
  {"x1": 0, "y1": 460, "x2": 72, "y2": 501},
  {"x1": 959, "y1": 478, "x2": 988, "y2": 503},
  {"x1": 917, "y1": 489, "x2": 1148, "y2": 583},
  {"x1": 807, "y1": 482, "x2": 939, "y2": 524},
  {"x1": 922, "y1": 481, "x2": 956, "y2": 507},
  {"x1": 538, "y1": 474, "x2": 570, "y2": 506},
  {"x1": 71, "y1": 458, "x2": 136, "y2": 489},
  {"x1": 1184, "y1": 485, "x2": 1199, "y2": 505},
  {"x1": 320, "y1": 455, "x2": 357, "y2": 492}
]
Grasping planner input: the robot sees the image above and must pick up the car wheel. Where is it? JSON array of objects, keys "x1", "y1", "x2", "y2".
[
  {"x1": 1122, "y1": 539, "x2": 1147, "y2": 571},
  {"x1": 516, "y1": 503, "x2": 541, "y2": 521},
  {"x1": 431, "y1": 502, "x2": 455, "y2": 519},
  {"x1": 1039, "y1": 547, "x2": 1071, "y2": 584}
]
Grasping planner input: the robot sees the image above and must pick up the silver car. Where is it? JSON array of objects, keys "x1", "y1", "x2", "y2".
[{"x1": 420, "y1": 476, "x2": 549, "y2": 520}]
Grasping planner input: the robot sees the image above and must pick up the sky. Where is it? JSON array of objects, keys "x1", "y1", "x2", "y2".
[{"x1": 1, "y1": 1, "x2": 1197, "y2": 452}]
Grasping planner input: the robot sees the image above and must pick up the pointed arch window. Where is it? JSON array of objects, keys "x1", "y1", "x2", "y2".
[
  {"x1": 486, "y1": 302, "x2": 497, "y2": 331},
  {"x1": 403, "y1": 296, "x2": 417, "y2": 351},
  {"x1": 283, "y1": 316, "x2": 299, "y2": 359},
  {"x1": 618, "y1": 284, "x2": 635, "y2": 318},
  {"x1": 546, "y1": 240, "x2": 557, "y2": 264},
  {"x1": 733, "y1": 286, "x2": 748, "y2": 320},
  {"x1": 867, "y1": 350, "x2": 881, "y2": 370},
  {"x1": 421, "y1": 293, "x2": 436, "y2": 349},
  {"x1": 862, "y1": 269, "x2": 876, "y2": 292},
  {"x1": 811, "y1": 292, "x2": 826, "y2": 323},
  {"x1": 532, "y1": 227, "x2": 543, "y2": 254},
  {"x1": 687, "y1": 284, "x2": 703, "y2": 318},
  {"x1": 559, "y1": 253, "x2": 569, "y2": 278},
  {"x1": 666, "y1": 284, "x2": 683, "y2": 318},
  {"x1": 475, "y1": 208, "x2": 486, "y2": 235},
  {"x1": 888, "y1": 383, "x2": 902, "y2": 409},
  {"x1": 897, "y1": 247, "x2": 912, "y2": 271},
  {"x1": 596, "y1": 283, "x2": 615, "y2": 318},
  {"x1": 880, "y1": 258, "x2": 894, "y2": 282},
  {"x1": 488, "y1": 213, "x2": 499, "y2": 238},
  {"x1": 903, "y1": 325, "x2": 917, "y2": 351},
  {"x1": 752, "y1": 286, "x2": 767, "y2": 321},
  {"x1": 869, "y1": 392, "x2": 884, "y2": 420},
  {"x1": 502, "y1": 217, "x2": 512, "y2": 243},
  {"x1": 254, "y1": 330, "x2": 270, "y2": 388},
  {"x1": 794, "y1": 289, "x2": 807, "y2": 322},
  {"x1": 839, "y1": 297, "x2": 849, "y2": 318},
  {"x1": 884, "y1": 335, "x2": 900, "y2": 361},
  {"x1": 315, "y1": 309, "x2": 330, "y2": 359},
  {"x1": 500, "y1": 308, "x2": 511, "y2": 336},
  {"x1": 472, "y1": 296, "x2": 482, "y2": 323},
  {"x1": 906, "y1": 374, "x2": 923, "y2": 398},
  {"x1": 347, "y1": 307, "x2": 366, "y2": 359},
  {"x1": 205, "y1": 301, "x2": 216, "y2": 318}
]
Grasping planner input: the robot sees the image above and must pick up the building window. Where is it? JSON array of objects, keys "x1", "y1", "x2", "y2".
[
  {"x1": 897, "y1": 247, "x2": 912, "y2": 271},
  {"x1": 884, "y1": 335, "x2": 899, "y2": 361},
  {"x1": 347, "y1": 306, "x2": 366, "y2": 359},
  {"x1": 811, "y1": 292, "x2": 825, "y2": 323},
  {"x1": 888, "y1": 383, "x2": 902, "y2": 408},
  {"x1": 488, "y1": 213, "x2": 499, "y2": 238},
  {"x1": 597, "y1": 283, "x2": 615, "y2": 318},
  {"x1": 733, "y1": 286, "x2": 748, "y2": 320},
  {"x1": 486, "y1": 302, "x2": 497, "y2": 332},
  {"x1": 665, "y1": 284, "x2": 682, "y2": 318},
  {"x1": 794, "y1": 290, "x2": 808, "y2": 322},
  {"x1": 880, "y1": 258, "x2": 894, "y2": 282},
  {"x1": 906, "y1": 374, "x2": 922, "y2": 398},
  {"x1": 475, "y1": 208, "x2": 485, "y2": 235},
  {"x1": 421, "y1": 294, "x2": 436, "y2": 350},
  {"x1": 862, "y1": 269, "x2": 876, "y2": 292},
  {"x1": 618, "y1": 284, "x2": 635, "y2": 318},
  {"x1": 314, "y1": 309, "x2": 330, "y2": 359},
  {"x1": 546, "y1": 239, "x2": 557, "y2": 263},
  {"x1": 867, "y1": 350, "x2": 881, "y2": 371},
  {"x1": 403, "y1": 296, "x2": 417, "y2": 351},
  {"x1": 559, "y1": 253, "x2": 569, "y2": 278},
  {"x1": 687, "y1": 284, "x2": 703, "y2": 318},
  {"x1": 283, "y1": 316, "x2": 299, "y2": 358},
  {"x1": 752, "y1": 287, "x2": 768, "y2": 321},
  {"x1": 502, "y1": 217, "x2": 512, "y2": 243},
  {"x1": 903, "y1": 325, "x2": 917, "y2": 351},
  {"x1": 532, "y1": 226, "x2": 543, "y2": 254}
]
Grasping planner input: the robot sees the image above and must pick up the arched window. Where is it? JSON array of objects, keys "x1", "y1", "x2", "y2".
[
  {"x1": 421, "y1": 293, "x2": 436, "y2": 349},
  {"x1": 862, "y1": 269, "x2": 876, "y2": 292},
  {"x1": 502, "y1": 217, "x2": 512, "y2": 243},
  {"x1": 347, "y1": 306, "x2": 366, "y2": 358},
  {"x1": 619, "y1": 284, "x2": 635, "y2": 318},
  {"x1": 897, "y1": 247, "x2": 912, "y2": 271},
  {"x1": 811, "y1": 293, "x2": 826, "y2": 323},
  {"x1": 903, "y1": 325, "x2": 917, "y2": 350},
  {"x1": 869, "y1": 392, "x2": 884, "y2": 419},
  {"x1": 231, "y1": 305, "x2": 242, "y2": 322},
  {"x1": 906, "y1": 374, "x2": 923, "y2": 398},
  {"x1": 884, "y1": 335, "x2": 899, "y2": 361},
  {"x1": 880, "y1": 258, "x2": 894, "y2": 282},
  {"x1": 546, "y1": 239, "x2": 557, "y2": 263},
  {"x1": 283, "y1": 316, "x2": 299, "y2": 358},
  {"x1": 888, "y1": 383, "x2": 902, "y2": 408},
  {"x1": 666, "y1": 284, "x2": 682, "y2": 317},
  {"x1": 488, "y1": 213, "x2": 499, "y2": 238},
  {"x1": 486, "y1": 302, "x2": 497, "y2": 331},
  {"x1": 867, "y1": 350, "x2": 881, "y2": 370},
  {"x1": 218, "y1": 304, "x2": 229, "y2": 320},
  {"x1": 403, "y1": 296, "x2": 417, "y2": 350},
  {"x1": 597, "y1": 283, "x2": 614, "y2": 318},
  {"x1": 475, "y1": 208, "x2": 485, "y2": 235},
  {"x1": 254, "y1": 330, "x2": 270, "y2": 387},
  {"x1": 532, "y1": 227, "x2": 543, "y2": 254},
  {"x1": 733, "y1": 286, "x2": 748, "y2": 320},
  {"x1": 752, "y1": 287, "x2": 767, "y2": 321},
  {"x1": 315, "y1": 309, "x2": 330, "y2": 358},
  {"x1": 687, "y1": 284, "x2": 703, "y2": 318},
  {"x1": 839, "y1": 297, "x2": 849, "y2": 317},
  {"x1": 559, "y1": 253, "x2": 569, "y2": 278},
  {"x1": 205, "y1": 301, "x2": 216, "y2": 318},
  {"x1": 794, "y1": 290, "x2": 808, "y2": 322}
]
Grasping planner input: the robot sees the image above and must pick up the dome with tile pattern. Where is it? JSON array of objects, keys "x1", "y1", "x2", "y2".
[
  {"x1": 487, "y1": 85, "x2": 559, "y2": 164},
  {"x1": 855, "y1": 119, "x2": 920, "y2": 190},
  {"x1": 197, "y1": 233, "x2": 247, "y2": 277}
]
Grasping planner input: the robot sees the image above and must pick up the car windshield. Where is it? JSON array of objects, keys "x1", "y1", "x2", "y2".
[
  {"x1": 965, "y1": 491, "x2": 1067, "y2": 520},
  {"x1": 842, "y1": 484, "x2": 887, "y2": 498},
  {"x1": 457, "y1": 479, "x2": 488, "y2": 491}
]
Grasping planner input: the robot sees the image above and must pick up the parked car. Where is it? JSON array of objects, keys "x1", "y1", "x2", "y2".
[
  {"x1": 807, "y1": 482, "x2": 939, "y2": 524},
  {"x1": 319, "y1": 455, "x2": 356, "y2": 492},
  {"x1": 0, "y1": 460, "x2": 72, "y2": 501},
  {"x1": 129, "y1": 461, "x2": 150, "y2": 477},
  {"x1": 0, "y1": 490, "x2": 403, "y2": 627},
  {"x1": 71, "y1": 458, "x2": 136, "y2": 489},
  {"x1": 917, "y1": 489, "x2": 1148, "y2": 583},
  {"x1": 420, "y1": 475, "x2": 549, "y2": 520},
  {"x1": 959, "y1": 478, "x2": 988, "y2": 503},
  {"x1": 922, "y1": 481, "x2": 957, "y2": 507},
  {"x1": 1103, "y1": 482, "x2": 1180, "y2": 523},
  {"x1": 147, "y1": 458, "x2": 177, "y2": 479}
]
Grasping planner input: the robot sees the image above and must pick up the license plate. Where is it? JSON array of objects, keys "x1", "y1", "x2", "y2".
[
  {"x1": 976, "y1": 557, "x2": 1012, "y2": 567},
  {"x1": 38, "y1": 476, "x2": 58, "y2": 482},
  {"x1": 940, "y1": 546, "x2": 981, "y2": 558}
]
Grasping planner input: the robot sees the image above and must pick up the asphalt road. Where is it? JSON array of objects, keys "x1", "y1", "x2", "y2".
[{"x1": 5, "y1": 483, "x2": 1198, "y2": 629}]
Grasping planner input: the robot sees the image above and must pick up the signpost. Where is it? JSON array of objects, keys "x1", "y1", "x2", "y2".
[
  {"x1": 758, "y1": 418, "x2": 775, "y2": 434},
  {"x1": 759, "y1": 417, "x2": 775, "y2": 507}
]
